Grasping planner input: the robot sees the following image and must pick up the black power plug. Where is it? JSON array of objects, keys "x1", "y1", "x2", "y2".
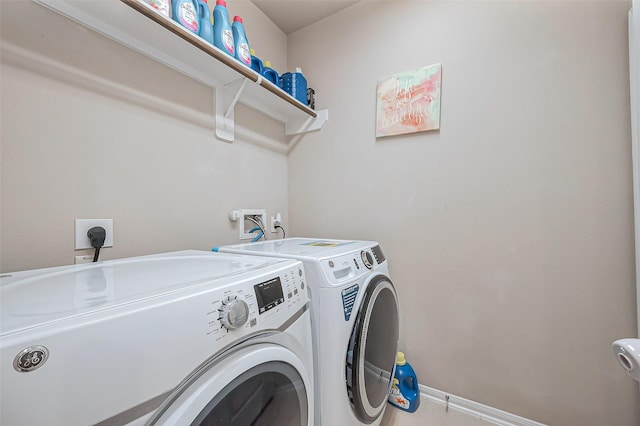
[{"x1": 87, "y1": 226, "x2": 106, "y2": 262}]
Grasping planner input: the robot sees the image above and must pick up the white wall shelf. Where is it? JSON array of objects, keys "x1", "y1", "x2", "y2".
[{"x1": 33, "y1": 0, "x2": 328, "y2": 143}]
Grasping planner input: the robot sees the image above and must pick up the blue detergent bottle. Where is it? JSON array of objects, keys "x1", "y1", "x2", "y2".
[
  {"x1": 212, "y1": 0, "x2": 234, "y2": 56},
  {"x1": 281, "y1": 67, "x2": 308, "y2": 105},
  {"x1": 197, "y1": 0, "x2": 213, "y2": 44},
  {"x1": 262, "y1": 60, "x2": 280, "y2": 86},
  {"x1": 388, "y1": 352, "x2": 421, "y2": 413},
  {"x1": 249, "y1": 48, "x2": 263, "y2": 74},
  {"x1": 232, "y1": 16, "x2": 251, "y2": 67},
  {"x1": 171, "y1": 0, "x2": 200, "y2": 35}
]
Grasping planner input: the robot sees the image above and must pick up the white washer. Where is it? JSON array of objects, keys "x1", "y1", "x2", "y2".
[
  {"x1": 217, "y1": 238, "x2": 400, "y2": 426},
  {"x1": 1, "y1": 250, "x2": 314, "y2": 426}
]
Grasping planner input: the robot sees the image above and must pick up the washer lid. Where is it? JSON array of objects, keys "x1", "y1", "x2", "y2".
[
  {"x1": 0, "y1": 250, "x2": 286, "y2": 336},
  {"x1": 221, "y1": 237, "x2": 376, "y2": 261}
]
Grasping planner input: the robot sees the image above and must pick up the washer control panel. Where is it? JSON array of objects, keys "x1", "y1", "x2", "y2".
[{"x1": 205, "y1": 263, "x2": 306, "y2": 342}]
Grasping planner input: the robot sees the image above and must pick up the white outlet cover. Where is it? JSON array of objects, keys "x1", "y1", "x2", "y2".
[
  {"x1": 75, "y1": 219, "x2": 114, "y2": 250},
  {"x1": 74, "y1": 255, "x2": 94, "y2": 264}
]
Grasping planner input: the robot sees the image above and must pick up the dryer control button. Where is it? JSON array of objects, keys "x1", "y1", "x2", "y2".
[{"x1": 361, "y1": 251, "x2": 374, "y2": 269}]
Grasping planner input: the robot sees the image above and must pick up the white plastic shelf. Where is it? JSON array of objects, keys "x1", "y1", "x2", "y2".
[{"x1": 33, "y1": 0, "x2": 327, "y2": 142}]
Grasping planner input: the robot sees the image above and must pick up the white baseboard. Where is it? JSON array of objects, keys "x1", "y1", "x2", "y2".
[{"x1": 420, "y1": 385, "x2": 548, "y2": 426}]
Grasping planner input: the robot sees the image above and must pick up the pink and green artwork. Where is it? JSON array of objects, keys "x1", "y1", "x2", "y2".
[{"x1": 376, "y1": 63, "x2": 442, "y2": 137}]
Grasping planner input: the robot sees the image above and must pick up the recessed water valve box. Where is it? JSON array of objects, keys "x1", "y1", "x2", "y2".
[{"x1": 229, "y1": 209, "x2": 267, "y2": 240}]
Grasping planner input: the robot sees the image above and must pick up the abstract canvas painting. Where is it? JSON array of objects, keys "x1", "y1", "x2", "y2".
[{"x1": 376, "y1": 63, "x2": 442, "y2": 137}]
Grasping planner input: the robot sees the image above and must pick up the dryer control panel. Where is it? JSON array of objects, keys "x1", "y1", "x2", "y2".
[
  {"x1": 205, "y1": 262, "x2": 307, "y2": 342},
  {"x1": 320, "y1": 245, "x2": 386, "y2": 286}
]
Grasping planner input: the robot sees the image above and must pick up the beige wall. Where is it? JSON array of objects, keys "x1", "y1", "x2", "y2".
[
  {"x1": 0, "y1": 0, "x2": 288, "y2": 272},
  {"x1": 287, "y1": 1, "x2": 639, "y2": 425},
  {"x1": 227, "y1": 0, "x2": 287, "y2": 71}
]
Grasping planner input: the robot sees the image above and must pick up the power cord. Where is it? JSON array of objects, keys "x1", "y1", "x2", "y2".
[
  {"x1": 275, "y1": 225, "x2": 286, "y2": 239},
  {"x1": 87, "y1": 226, "x2": 106, "y2": 262}
]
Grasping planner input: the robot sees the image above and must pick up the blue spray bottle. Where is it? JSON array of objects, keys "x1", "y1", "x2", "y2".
[
  {"x1": 232, "y1": 16, "x2": 251, "y2": 67},
  {"x1": 171, "y1": 0, "x2": 200, "y2": 35},
  {"x1": 197, "y1": 0, "x2": 213, "y2": 44},
  {"x1": 212, "y1": 0, "x2": 234, "y2": 56},
  {"x1": 388, "y1": 352, "x2": 420, "y2": 413}
]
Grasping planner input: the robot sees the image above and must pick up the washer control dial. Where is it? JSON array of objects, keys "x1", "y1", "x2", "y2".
[
  {"x1": 219, "y1": 295, "x2": 249, "y2": 330},
  {"x1": 361, "y1": 251, "x2": 374, "y2": 269}
]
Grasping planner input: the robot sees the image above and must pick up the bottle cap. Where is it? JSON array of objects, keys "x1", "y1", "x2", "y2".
[
  {"x1": 264, "y1": 60, "x2": 272, "y2": 68},
  {"x1": 233, "y1": 16, "x2": 243, "y2": 23},
  {"x1": 396, "y1": 351, "x2": 406, "y2": 366},
  {"x1": 216, "y1": 0, "x2": 226, "y2": 6}
]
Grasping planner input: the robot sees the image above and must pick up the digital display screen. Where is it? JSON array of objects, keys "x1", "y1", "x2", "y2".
[{"x1": 254, "y1": 277, "x2": 285, "y2": 314}]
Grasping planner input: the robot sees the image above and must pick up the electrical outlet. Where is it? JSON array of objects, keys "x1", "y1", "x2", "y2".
[
  {"x1": 232, "y1": 209, "x2": 267, "y2": 240},
  {"x1": 75, "y1": 219, "x2": 114, "y2": 250},
  {"x1": 270, "y1": 212, "x2": 282, "y2": 233}
]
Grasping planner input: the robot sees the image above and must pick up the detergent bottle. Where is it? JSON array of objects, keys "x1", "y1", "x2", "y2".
[
  {"x1": 281, "y1": 67, "x2": 308, "y2": 105},
  {"x1": 197, "y1": 0, "x2": 213, "y2": 44},
  {"x1": 212, "y1": 0, "x2": 234, "y2": 56},
  {"x1": 171, "y1": 0, "x2": 200, "y2": 35},
  {"x1": 232, "y1": 16, "x2": 251, "y2": 67},
  {"x1": 249, "y1": 48, "x2": 263, "y2": 74},
  {"x1": 388, "y1": 352, "x2": 420, "y2": 413},
  {"x1": 142, "y1": 0, "x2": 171, "y2": 18},
  {"x1": 262, "y1": 60, "x2": 279, "y2": 86}
]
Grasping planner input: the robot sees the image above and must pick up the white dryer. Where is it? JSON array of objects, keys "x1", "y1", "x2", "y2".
[
  {"x1": 217, "y1": 238, "x2": 400, "y2": 426},
  {"x1": 0, "y1": 250, "x2": 313, "y2": 426}
]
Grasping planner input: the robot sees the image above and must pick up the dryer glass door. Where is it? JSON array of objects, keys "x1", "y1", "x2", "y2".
[
  {"x1": 151, "y1": 344, "x2": 309, "y2": 426},
  {"x1": 346, "y1": 275, "x2": 399, "y2": 423}
]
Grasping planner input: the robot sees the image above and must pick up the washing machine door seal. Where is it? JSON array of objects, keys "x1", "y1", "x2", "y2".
[
  {"x1": 150, "y1": 343, "x2": 310, "y2": 425},
  {"x1": 346, "y1": 274, "x2": 400, "y2": 424}
]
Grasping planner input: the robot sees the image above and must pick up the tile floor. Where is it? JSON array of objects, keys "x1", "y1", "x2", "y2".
[{"x1": 381, "y1": 400, "x2": 496, "y2": 426}]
